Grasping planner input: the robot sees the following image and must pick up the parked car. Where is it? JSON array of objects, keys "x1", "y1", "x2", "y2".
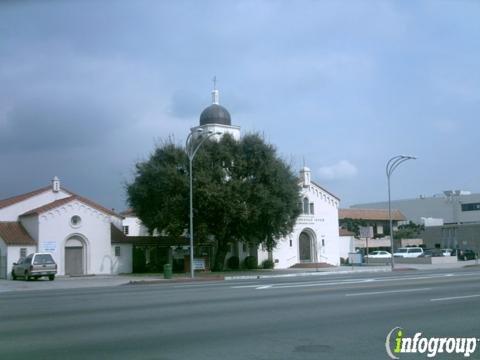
[
  {"x1": 441, "y1": 248, "x2": 453, "y2": 256},
  {"x1": 365, "y1": 251, "x2": 392, "y2": 259},
  {"x1": 393, "y1": 247, "x2": 424, "y2": 258},
  {"x1": 453, "y1": 249, "x2": 477, "y2": 261},
  {"x1": 419, "y1": 249, "x2": 444, "y2": 258},
  {"x1": 11, "y1": 253, "x2": 57, "y2": 281}
]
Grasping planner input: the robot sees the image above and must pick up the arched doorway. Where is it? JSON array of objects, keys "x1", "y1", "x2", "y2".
[
  {"x1": 65, "y1": 235, "x2": 86, "y2": 275},
  {"x1": 299, "y1": 231, "x2": 312, "y2": 262}
]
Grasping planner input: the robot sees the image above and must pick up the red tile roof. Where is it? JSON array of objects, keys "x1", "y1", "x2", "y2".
[
  {"x1": 339, "y1": 208, "x2": 406, "y2": 221},
  {"x1": 0, "y1": 183, "x2": 121, "y2": 218},
  {"x1": 0, "y1": 186, "x2": 52, "y2": 210},
  {"x1": 20, "y1": 195, "x2": 119, "y2": 217},
  {"x1": 0, "y1": 222, "x2": 36, "y2": 245}
]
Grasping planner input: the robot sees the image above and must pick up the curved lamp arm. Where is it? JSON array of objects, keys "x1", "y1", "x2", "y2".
[
  {"x1": 386, "y1": 154, "x2": 416, "y2": 270},
  {"x1": 186, "y1": 130, "x2": 221, "y2": 160}
]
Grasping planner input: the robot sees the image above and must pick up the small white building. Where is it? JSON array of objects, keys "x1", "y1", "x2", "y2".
[
  {"x1": 120, "y1": 209, "x2": 150, "y2": 237},
  {"x1": 0, "y1": 177, "x2": 131, "y2": 279}
]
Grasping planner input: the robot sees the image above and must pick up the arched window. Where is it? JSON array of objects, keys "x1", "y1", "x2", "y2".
[
  {"x1": 303, "y1": 197, "x2": 309, "y2": 214},
  {"x1": 309, "y1": 202, "x2": 314, "y2": 215}
]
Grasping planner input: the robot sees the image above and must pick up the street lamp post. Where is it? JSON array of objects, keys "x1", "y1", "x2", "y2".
[
  {"x1": 185, "y1": 129, "x2": 220, "y2": 278},
  {"x1": 386, "y1": 155, "x2": 417, "y2": 270}
]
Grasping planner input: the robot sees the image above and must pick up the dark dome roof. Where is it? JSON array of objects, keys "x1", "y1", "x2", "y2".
[{"x1": 199, "y1": 104, "x2": 231, "y2": 126}]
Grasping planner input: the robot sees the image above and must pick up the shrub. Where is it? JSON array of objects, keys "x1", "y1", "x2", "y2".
[
  {"x1": 132, "y1": 248, "x2": 146, "y2": 273},
  {"x1": 227, "y1": 256, "x2": 240, "y2": 270},
  {"x1": 243, "y1": 256, "x2": 258, "y2": 269},
  {"x1": 261, "y1": 259, "x2": 274, "y2": 269}
]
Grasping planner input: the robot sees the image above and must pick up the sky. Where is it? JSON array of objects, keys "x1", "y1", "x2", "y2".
[{"x1": 1, "y1": 0, "x2": 479, "y2": 211}]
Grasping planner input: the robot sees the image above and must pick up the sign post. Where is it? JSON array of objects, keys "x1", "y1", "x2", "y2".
[{"x1": 359, "y1": 226, "x2": 374, "y2": 264}]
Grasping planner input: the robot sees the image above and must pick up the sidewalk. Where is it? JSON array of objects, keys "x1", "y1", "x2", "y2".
[
  {"x1": 222, "y1": 265, "x2": 391, "y2": 280},
  {"x1": 393, "y1": 260, "x2": 479, "y2": 271},
  {"x1": 1, "y1": 261, "x2": 478, "y2": 292},
  {"x1": 132, "y1": 263, "x2": 480, "y2": 281},
  {"x1": 0, "y1": 275, "x2": 142, "y2": 293}
]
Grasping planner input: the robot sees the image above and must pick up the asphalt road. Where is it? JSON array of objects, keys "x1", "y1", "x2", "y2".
[{"x1": 1, "y1": 268, "x2": 480, "y2": 360}]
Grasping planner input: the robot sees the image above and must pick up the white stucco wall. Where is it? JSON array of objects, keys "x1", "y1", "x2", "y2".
[
  {"x1": 270, "y1": 182, "x2": 341, "y2": 269},
  {"x1": 111, "y1": 216, "x2": 123, "y2": 229},
  {"x1": 0, "y1": 238, "x2": 6, "y2": 259},
  {"x1": 19, "y1": 216, "x2": 39, "y2": 242},
  {"x1": 122, "y1": 216, "x2": 149, "y2": 236},
  {"x1": 0, "y1": 189, "x2": 71, "y2": 221},
  {"x1": 36, "y1": 200, "x2": 113, "y2": 275},
  {"x1": 191, "y1": 123, "x2": 241, "y2": 141},
  {"x1": 111, "y1": 244, "x2": 133, "y2": 274},
  {"x1": 257, "y1": 247, "x2": 270, "y2": 266},
  {"x1": 339, "y1": 236, "x2": 355, "y2": 260},
  {"x1": 0, "y1": 238, "x2": 7, "y2": 278}
]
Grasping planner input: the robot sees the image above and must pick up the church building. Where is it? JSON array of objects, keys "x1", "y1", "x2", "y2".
[
  {"x1": 257, "y1": 167, "x2": 341, "y2": 268},
  {"x1": 0, "y1": 178, "x2": 131, "y2": 279},
  {"x1": 187, "y1": 87, "x2": 341, "y2": 268}
]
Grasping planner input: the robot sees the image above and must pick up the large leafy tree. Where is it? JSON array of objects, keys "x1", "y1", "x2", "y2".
[{"x1": 127, "y1": 133, "x2": 301, "y2": 271}]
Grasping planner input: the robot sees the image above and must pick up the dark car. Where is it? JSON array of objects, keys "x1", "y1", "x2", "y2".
[
  {"x1": 419, "y1": 249, "x2": 444, "y2": 258},
  {"x1": 453, "y1": 249, "x2": 477, "y2": 261}
]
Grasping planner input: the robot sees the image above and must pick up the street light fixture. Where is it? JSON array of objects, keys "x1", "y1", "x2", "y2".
[
  {"x1": 386, "y1": 155, "x2": 417, "y2": 270},
  {"x1": 185, "y1": 129, "x2": 221, "y2": 278}
]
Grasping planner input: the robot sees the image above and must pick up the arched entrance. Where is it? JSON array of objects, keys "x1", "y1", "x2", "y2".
[
  {"x1": 65, "y1": 235, "x2": 86, "y2": 275},
  {"x1": 299, "y1": 231, "x2": 312, "y2": 262}
]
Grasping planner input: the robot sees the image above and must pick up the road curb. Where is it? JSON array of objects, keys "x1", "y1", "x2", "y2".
[{"x1": 125, "y1": 276, "x2": 225, "y2": 285}]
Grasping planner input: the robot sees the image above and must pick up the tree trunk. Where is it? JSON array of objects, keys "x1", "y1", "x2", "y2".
[{"x1": 212, "y1": 242, "x2": 229, "y2": 272}]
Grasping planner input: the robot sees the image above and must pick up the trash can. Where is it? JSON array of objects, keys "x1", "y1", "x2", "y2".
[{"x1": 163, "y1": 263, "x2": 172, "y2": 279}]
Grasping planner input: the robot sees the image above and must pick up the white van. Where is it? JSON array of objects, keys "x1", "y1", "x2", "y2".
[{"x1": 393, "y1": 247, "x2": 424, "y2": 258}]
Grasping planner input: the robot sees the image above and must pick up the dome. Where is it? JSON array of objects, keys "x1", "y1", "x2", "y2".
[{"x1": 199, "y1": 104, "x2": 231, "y2": 126}]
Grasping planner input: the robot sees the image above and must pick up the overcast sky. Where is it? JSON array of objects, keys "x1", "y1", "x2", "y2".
[{"x1": 1, "y1": 0, "x2": 479, "y2": 211}]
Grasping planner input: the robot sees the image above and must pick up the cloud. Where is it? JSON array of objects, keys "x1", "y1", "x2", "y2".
[
  {"x1": 317, "y1": 160, "x2": 358, "y2": 181},
  {"x1": 0, "y1": 96, "x2": 123, "y2": 152}
]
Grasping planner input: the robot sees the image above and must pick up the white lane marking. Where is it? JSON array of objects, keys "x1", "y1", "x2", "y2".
[
  {"x1": 430, "y1": 294, "x2": 480, "y2": 302},
  {"x1": 260, "y1": 279, "x2": 375, "y2": 290},
  {"x1": 231, "y1": 284, "x2": 263, "y2": 289},
  {"x1": 346, "y1": 287, "x2": 432, "y2": 297},
  {"x1": 232, "y1": 279, "x2": 375, "y2": 290},
  {"x1": 230, "y1": 271, "x2": 480, "y2": 291},
  {"x1": 257, "y1": 285, "x2": 273, "y2": 290},
  {"x1": 370, "y1": 273, "x2": 473, "y2": 282},
  {"x1": 224, "y1": 268, "x2": 391, "y2": 280},
  {"x1": 231, "y1": 278, "x2": 371, "y2": 289},
  {"x1": 173, "y1": 281, "x2": 260, "y2": 288}
]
